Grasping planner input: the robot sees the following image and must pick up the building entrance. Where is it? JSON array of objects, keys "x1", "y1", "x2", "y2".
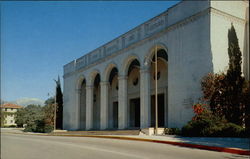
[
  {"x1": 113, "y1": 101, "x2": 118, "y2": 129},
  {"x1": 129, "y1": 98, "x2": 140, "y2": 128},
  {"x1": 151, "y1": 93, "x2": 165, "y2": 127}
]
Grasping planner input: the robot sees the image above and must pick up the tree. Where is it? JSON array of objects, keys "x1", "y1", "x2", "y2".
[
  {"x1": 43, "y1": 102, "x2": 54, "y2": 127},
  {"x1": 15, "y1": 108, "x2": 26, "y2": 127},
  {"x1": 223, "y1": 24, "x2": 245, "y2": 125},
  {"x1": 242, "y1": 81, "x2": 250, "y2": 129},
  {"x1": 16, "y1": 104, "x2": 44, "y2": 131},
  {"x1": 202, "y1": 24, "x2": 249, "y2": 126},
  {"x1": 1, "y1": 111, "x2": 6, "y2": 127},
  {"x1": 54, "y1": 76, "x2": 63, "y2": 130}
]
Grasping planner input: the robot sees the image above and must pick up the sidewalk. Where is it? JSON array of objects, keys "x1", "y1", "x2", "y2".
[
  {"x1": 123, "y1": 135, "x2": 250, "y2": 150},
  {"x1": 2, "y1": 128, "x2": 250, "y2": 155}
]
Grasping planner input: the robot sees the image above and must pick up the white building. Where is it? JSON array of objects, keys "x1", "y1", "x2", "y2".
[
  {"x1": 1, "y1": 103, "x2": 23, "y2": 126},
  {"x1": 63, "y1": 1, "x2": 249, "y2": 131}
]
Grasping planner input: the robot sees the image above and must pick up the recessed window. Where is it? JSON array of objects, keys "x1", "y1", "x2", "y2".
[
  {"x1": 153, "y1": 72, "x2": 161, "y2": 80},
  {"x1": 133, "y1": 77, "x2": 139, "y2": 86},
  {"x1": 93, "y1": 94, "x2": 97, "y2": 102}
]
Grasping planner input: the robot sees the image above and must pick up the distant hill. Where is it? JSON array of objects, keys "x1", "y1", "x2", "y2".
[{"x1": 12, "y1": 98, "x2": 45, "y2": 107}]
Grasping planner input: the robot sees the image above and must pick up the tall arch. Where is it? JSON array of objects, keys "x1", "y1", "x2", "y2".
[
  {"x1": 107, "y1": 66, "x2": 119, "y2": 129},
  {"x1": 121, "y1": 54, "x2": 141, "y2": 76},
  {"x1": 92, "y1": 73, "x2": 101, "y2": 130},
  {"x1": 146, "y1": 46, "x2": 168, "y2": 128},
  {"x1": 124, "y1": 57, "x2": 141, "y2": 128},
  {"x1": 76, "y1": 75, "x2": 86, "y2": 130}
]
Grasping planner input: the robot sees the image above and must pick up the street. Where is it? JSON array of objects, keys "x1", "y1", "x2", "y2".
[{"x1": 1, "y1": 133, "x2": 249, "y2": 159}]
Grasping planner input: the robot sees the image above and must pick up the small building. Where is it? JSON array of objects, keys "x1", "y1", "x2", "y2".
[{"x1": 1, "y1": 103, "x2": 23, "y2": 126}]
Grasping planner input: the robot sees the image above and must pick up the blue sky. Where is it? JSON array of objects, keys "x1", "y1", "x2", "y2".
[{"x1": 1, "y1": 1, "x2": 179, "y2": 104}]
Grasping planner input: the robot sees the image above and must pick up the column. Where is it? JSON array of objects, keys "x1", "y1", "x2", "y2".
[
  {"x1": 75, "y1": 88, "x2": 81, "y2": 130},
  {"x1": 140, "y1": 68, "x2": 151, "y2": 128},
  {"x1": 100, "y1": 81, "x2": 109, "y2": 130},
  {"x1": 118, "y1": 75, "x2": 128, "y2": 129},
  {"x1": 86, "y1": 85, "x2": 93, "y2": 130}
]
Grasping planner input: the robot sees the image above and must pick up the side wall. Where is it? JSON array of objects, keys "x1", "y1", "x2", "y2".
[
  {"x1": 166, "y1": 10, "x2": 212, "y2": 128},
  {"x1": 63, "y1": 75, "x2": 79, "y2": 130},
  {"x1": 210, "y1": 1, "x2": 249, "y2": 74}
]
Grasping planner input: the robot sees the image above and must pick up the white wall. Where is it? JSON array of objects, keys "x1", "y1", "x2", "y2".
[{"x1": 210, "y1": 1, "x2": 248, "y2": 74}]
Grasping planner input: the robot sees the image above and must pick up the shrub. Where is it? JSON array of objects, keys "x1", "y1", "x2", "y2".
[
  {"x1": 182, "y1": 103, "x2": 246, "y2": 137},
  {"x1": 8, "y1": 125, "x2": 17, "y2": 128},
  {"x1": 219, "y1": 123, "x2": 244, "y2": 137},
  {"x1": 3, "y1": 125, "x2": 17, "y2": 128},
  {"x1": 24, "y1": 119, "x2": 53, "y2": 133},
  {"x1": 165, "y1": 128, "x2": 181, "y2": 135}
]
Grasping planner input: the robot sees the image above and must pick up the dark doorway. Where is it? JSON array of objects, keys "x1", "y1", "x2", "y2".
[
  {"x1": 129, "y1": 98, "x2": 140, "y2": 128},
  {"x1": 93, "y1": 74, "x2": 100, "y2": 130},
  {"x1": 151, "y1": 94, "x2": 165, "y2": 127},
  {"x1": 113, "y1": 101, "x2": 118, "y2": 129}
]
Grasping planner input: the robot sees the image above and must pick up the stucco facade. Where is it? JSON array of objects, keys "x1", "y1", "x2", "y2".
[{"x1": 63, "y1": 1, "x2": 249, "y2": 131}]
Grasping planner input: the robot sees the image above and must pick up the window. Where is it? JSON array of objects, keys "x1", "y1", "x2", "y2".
[
  {"x1": 11, "y1": 108, "x2": 13, "y2": 111},
  {"x1": 133, "y1": 77, "x2": 139, "y2": 86},
  {"x1": 153, "y1": 71, "x2": 161, "y2": 80},
  {"x1": 10, "y1": 120, "x2": 13, "y2": 123},
  {"x1": 5, "y1": 108, "x2": 7, "y2": 111}
]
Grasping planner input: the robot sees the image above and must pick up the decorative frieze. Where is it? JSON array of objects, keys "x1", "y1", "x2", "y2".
[
  {"x1": 89, "y1": 49, "x2": 102, "y2": 64},
  {"x1": 105, "y1": 40, "x2": 120, "y2": 56},
  {"x1": 145, "y1": 15, "x2": 166, "y2": 36},
  {"x1": 124, "y1": 30, "x2": 138, "y2": 47},
  {"x1": 64, "y1": 60, "x2": 75, "y2": 75},
  {"x1": 75, "y1": 56, "x2": 87, "y2": 70}
]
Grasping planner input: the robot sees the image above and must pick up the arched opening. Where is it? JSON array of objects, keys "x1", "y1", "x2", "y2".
[
  {"x1": 93, "y1": 73, "x2": 101, "y2": 130},
  {"x1": 79, "y1": 79, "x2": 86, "y2": 130},
  {"x1": 108, "y1": 67, "x2": 119, "y2": 129},
  {"x1": 127, "y1": 59, "x2": 141, "y2": 128},
  {"x1": 150, "y1": 48, "x2": 168, "y2": 127}
]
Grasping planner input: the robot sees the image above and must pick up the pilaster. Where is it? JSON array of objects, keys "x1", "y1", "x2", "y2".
[
  {"x1": 86, "y1": 85, "x2": 93, "y2": 130},
  {"x1": 100, "y1": 81, "x2": 109, "y2": 130},
  {"x1": 75, "y1": 88, "x2": 81, "y2": 130},
  {"x1": 118, "y1": 75, "x2": 128, "y2": 129},
  {"x1": 140, "y1": 68, "x2": 151, "y2": 128}
]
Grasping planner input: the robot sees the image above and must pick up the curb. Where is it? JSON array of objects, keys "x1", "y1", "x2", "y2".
[
  {"x1": 3, "y1": 132, "x2": 250, "y2": 156},
  {"x1": 53, "y1": 135, "x2": 250, "y2": 156}
]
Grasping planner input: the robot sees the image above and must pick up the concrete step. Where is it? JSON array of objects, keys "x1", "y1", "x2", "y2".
[{"x1": 51, "y1": 129, "x2": 140, "y2": 135}]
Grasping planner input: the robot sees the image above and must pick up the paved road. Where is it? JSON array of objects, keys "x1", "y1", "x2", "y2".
[{"x1": 1, "y1": 133, "x2": 249, "y2": 159}]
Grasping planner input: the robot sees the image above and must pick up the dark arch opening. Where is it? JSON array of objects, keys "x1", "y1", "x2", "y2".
[
  {"x1": 93, "y1": 73, "x2": 100, "y2": 130},
  {"x1": 109, "y1": 67, "x2": 118, "y2": 85},
  {"x1": 94, "y1": 74, "x2": 100, "y2": 87},
  {"x1": 152, "y1": 49, "x2": 168, "y2": 62},
  {"x1": 79, "y1": 79, "x2": 86, "y2": 130},
  {"x1": 108, "y1": 67, "x2": 119, "y2": 129},
  {"x1": 128, "y1": 59, "x2": 140, "y2": 76},
  {"x1": 127, "y1": 59, "x2": 141, "y2": 128}
]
